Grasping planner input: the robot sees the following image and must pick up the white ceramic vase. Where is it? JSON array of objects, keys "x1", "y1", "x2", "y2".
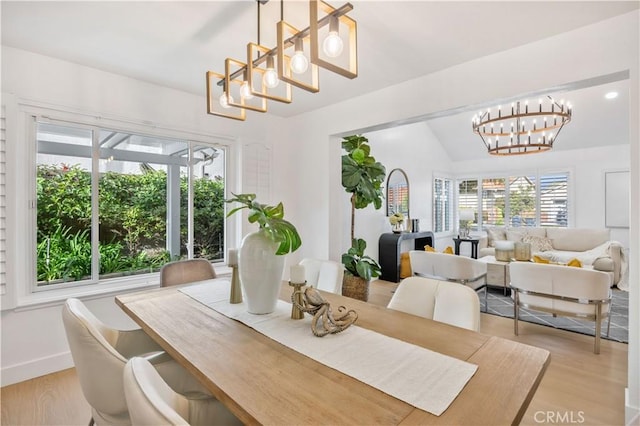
[{"x1": 238, "y1": 229, "x2": 285, "y2": 314}]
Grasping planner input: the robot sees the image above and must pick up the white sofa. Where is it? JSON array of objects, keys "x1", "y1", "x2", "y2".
[{"x1": 478, "y1": 227, "x2": 623, "y2": 286}]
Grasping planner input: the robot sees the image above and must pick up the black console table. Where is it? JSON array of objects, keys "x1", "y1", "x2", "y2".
[{"x1": 379, "y1": 231, "x2": 435, "y2": 283}]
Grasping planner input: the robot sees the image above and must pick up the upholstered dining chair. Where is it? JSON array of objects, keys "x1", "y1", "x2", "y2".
[
  {"x1": 62, "y1": 298, "x2": 216, "y2": 426},
  {"x1": 409, "y1": 250, "x2": 488, "y2": 311},
  {"x1": 124, "y1": 357, "x2": 241, "y2": 426},
  {"x1": 160, "y1": 258, "x2": 216, "y2": 287},
  {"x1": 387, "y1": 276, "x2": 481, "y2": 331},
  {"x1": 299, "y1": 258, "x2": 344, "y2": 294}
]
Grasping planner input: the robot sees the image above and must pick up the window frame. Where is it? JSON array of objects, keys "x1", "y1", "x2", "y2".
[
  {"x1": 432, "y1": 174, "x2": 454, "y2": 235},
  {"x1": 5, "y1": 99, "x2": 238, "y2": 309},
  {"x1": 455, "y1": 168, "x2": 573, "y2": 231}
]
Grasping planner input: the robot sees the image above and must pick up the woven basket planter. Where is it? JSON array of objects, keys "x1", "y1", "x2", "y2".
[{"x1": 342, "y1": 274, "x2": 370, "y2": 302}]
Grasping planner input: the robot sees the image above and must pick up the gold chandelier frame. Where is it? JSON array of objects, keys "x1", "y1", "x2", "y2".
[
  {"x1": 472, "y1": 96, "x2": 572, "y2": 155},
  {"x1": 206, "y1": 0, "x2": 358, "y2": 121}
]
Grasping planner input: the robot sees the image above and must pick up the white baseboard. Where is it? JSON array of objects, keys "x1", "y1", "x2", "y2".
[
  {"x1": 1, "y1": 351, "x2": 73, "y2": 387},
  {"x1": 626, "y1": 388, "x2": 640, "y2": 425}
]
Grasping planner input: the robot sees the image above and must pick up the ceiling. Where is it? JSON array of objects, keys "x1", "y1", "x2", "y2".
[
  {"x1": 426, "y1": 79, "x2": 630, "y2": 161},
  {"x1": 1, "y1": 1, "x2": 637, "y2": 158}
]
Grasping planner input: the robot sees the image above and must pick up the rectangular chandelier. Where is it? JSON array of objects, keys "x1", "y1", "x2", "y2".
[{"x1": 206, "y1": 0, "x2": 358, "y2": 121}]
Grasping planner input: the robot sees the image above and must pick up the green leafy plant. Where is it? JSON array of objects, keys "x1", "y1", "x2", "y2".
[
  {"x1": 341, "y1": 135, "x2": 386, "y2": 280},
  {"x1": 341, "y1": 135, "x2": 386, "y2": 241},
  {"x1": 225, "y1": 193, "x2": 301, "y2": 255},
  {"x1": 36, "y1": 164, "x2": 226, "y2": 284},
  {"x1": 342, "y1": 238, "x2": 382, "y2": 281}
]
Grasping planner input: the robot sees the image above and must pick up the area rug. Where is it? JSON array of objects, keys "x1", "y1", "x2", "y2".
[{"x1": 480, "y1": 288, "x2": 629, "y2": 343}]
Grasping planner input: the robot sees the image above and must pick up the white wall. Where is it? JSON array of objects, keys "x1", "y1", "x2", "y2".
[
  {"x1": 0, "y1": 46, "x2": 283, "y2": 385},
  {"x1": 364, "y1": 122, "x2": 454, "y2": 257},
  {"x1": 272, "y1": 11, "x2": 639, "y2": 422}
]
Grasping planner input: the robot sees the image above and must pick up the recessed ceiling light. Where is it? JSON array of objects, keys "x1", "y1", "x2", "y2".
[{"x1": 605, "y1": 91, "x2": 619, "y2": 100}]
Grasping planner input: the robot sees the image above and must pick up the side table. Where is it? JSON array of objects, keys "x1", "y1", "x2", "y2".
[
  {"x1": 453, "y1": 237, "x2": 480, "y2": 259},
  {"x1": 478, "y1": 255, "x2": 510, "y2": 295}
]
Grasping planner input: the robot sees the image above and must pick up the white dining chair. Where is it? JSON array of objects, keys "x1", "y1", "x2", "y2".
[
  {"x1": 299, "y1": 258, "x2": 344, "y2": 294},
  {"x1": 160, "y1": 258, "x2": 217, "y2": 287},
  {"x1": 409, "y1": 250, "x2": 488, "y2": 311},
  {"x1": 387, "y1": 276, "x2": 481, "y2": 331},
  {"x1": 124, "y1": 357, "x2": 241, "y2": 426},
  {"x1": 62, "y1": 298, "x2": 217, "y2": 425}
]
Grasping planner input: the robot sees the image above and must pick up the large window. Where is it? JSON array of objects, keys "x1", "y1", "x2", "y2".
[
  {"x1": 36, "y1": 122, "x2": 225, "y2": 287},
  {"x1": 457, "y1": 172, "x2": 570, "y2": 230},
  {"x1": 433, "y1": 177, "x2": 453, "y2": 233}
]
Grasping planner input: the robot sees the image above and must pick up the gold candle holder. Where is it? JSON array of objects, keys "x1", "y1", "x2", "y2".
[
  {"x1": 289, "y1": 281, "x2": 306, "y2": 320},
  {"x1": 229, "y1": 265, "x2": 242, "y2": 304}
]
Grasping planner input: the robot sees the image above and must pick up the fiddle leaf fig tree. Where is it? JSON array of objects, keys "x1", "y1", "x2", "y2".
[
  {"x1": 341, "y1": 135, "x2": 386, "y2": 282},
  {"x1": 341, "y1": 135, "x2": 386, "y2": 241},
  {"x1": 342, "y1": 238, "x2": 382, "y2": 281}
]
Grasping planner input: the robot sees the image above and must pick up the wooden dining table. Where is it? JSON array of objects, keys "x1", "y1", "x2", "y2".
[{"x1": 115, "y1": 280, "x2": 550, "y2": 425}]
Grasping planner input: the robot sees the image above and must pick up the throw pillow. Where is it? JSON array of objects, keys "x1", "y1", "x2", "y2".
[
  {"x1": 443, "y1": 246, "x2": 454, "y2": 254},
  {"x1": 567, "y1": 258, "x2": 582, "y2": 268},
  {"x1": 533, "y1": 255, "x2": 550, "y2": 264},
  {"x1": 486, "y1": 227, "x2": 506, "y2": 248},
  {"x1": 506, "y1": 230, "x2": 525, "y2": 243},
  {"x1": 522, "y1": 234, "x2": 553, "y2": 252},
  {"x1": 425, "y1": 245, "x2": 436, "y2": 252},
  {"x1": 400, "y1": 252, "x2": 412, "y2": 278}
]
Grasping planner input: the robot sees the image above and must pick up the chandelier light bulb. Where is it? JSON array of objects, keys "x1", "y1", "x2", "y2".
[
  {"x1": 263, "y1": 55, "x2": 279, "y2": 88},
  {"x1": 240, "y1": 81, "x2": 254, "y2": 100},
  {"x1": 291, "y1": 52, "x2": 308, "y2": 74},
  {"x1": 219, "y1": 92, "x2": 233, "y2": 109},
  {"x1": 323, "y1": 32, "x2": 343, "y2": 57},
  {"x1": 323, "y1": 17, "x2": 343, "y2": 58},
  {"x1": 263, "y1": 69, "x2": 279, "y2": 88},
  {"x1": 290, "y1": 38, "x2": 309, "y2": 74}
]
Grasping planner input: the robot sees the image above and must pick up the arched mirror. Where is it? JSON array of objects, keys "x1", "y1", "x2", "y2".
[{"x1": 386, "y1": 168, "x2": 409, "y2": 218}]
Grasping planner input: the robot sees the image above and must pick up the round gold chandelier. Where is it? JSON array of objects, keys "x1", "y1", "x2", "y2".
[{"x1": 472, "y1": 96, "x2": 572, "y2": 155}]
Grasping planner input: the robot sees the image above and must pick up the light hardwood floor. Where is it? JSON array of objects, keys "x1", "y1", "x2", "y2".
[{"x1": 1, "y1": 280, "x2": 628, "y2": 425}]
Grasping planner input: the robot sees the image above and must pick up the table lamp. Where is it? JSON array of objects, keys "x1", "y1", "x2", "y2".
[{"x1": 458, "y1": 210, "x2": 474, "y2": 238}]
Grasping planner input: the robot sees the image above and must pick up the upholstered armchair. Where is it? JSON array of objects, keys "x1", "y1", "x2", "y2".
[
  {"x1": 509, "y1": 262, "x2": 612, "y2": 354},
  {"x1": 408, "y1": 250, "x2": 488, "y2": 310},
  {"x1": 62, "y1": 298, "x2": 218, "y2": 425},
  {"x1": 387, "y1": 276, "x2": 481, "y2": 331},
  {"x1": 124, "y1": 357, "x2": 241, "y2": 426},
  {"x1": 160, "y1": 258, "x2": 217, "y2": 287},
  {"x1": 299, "y1": 258, "x2": 344, "y2": 294}
]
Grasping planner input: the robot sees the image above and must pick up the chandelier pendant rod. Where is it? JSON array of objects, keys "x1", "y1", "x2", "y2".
[{"x1": 217, "y1": 2, "x2": 353, "y2": 86}]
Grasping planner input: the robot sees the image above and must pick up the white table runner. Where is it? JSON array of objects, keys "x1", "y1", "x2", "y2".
[{"x1": 180, "y1": 281, "x2": 477, "y2": 416}]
